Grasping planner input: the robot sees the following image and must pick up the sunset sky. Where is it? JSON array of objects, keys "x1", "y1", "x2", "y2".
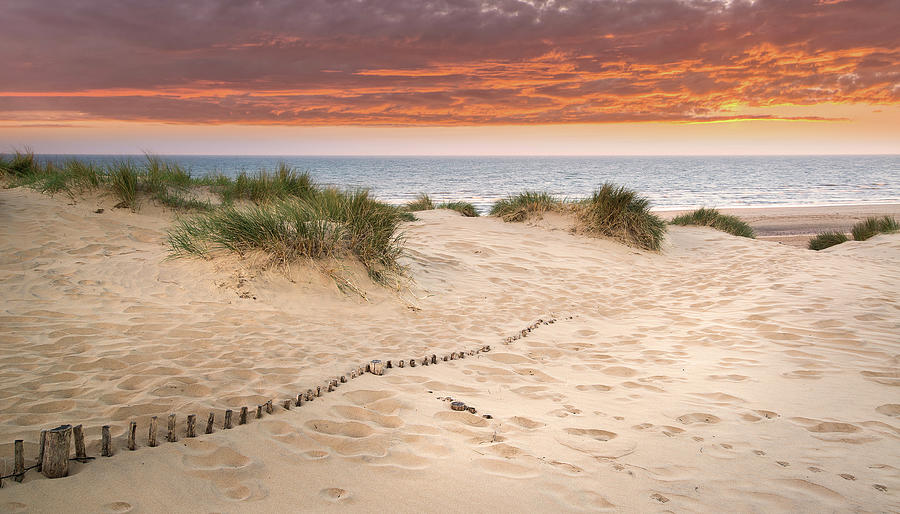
[{"x1": 1, "y1": 0, "x2": 898, "y2": 155}]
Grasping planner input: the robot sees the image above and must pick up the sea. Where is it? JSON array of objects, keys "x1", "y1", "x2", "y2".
[{"x1": 35, "y1": 154, "x2": 900, "y2": 213}]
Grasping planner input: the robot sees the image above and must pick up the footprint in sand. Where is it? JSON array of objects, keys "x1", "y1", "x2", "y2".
[
  {"x1": 564, "y1": 428, "x2": 618, "y2": 441},
  {"x1": 0, "y1": 503, "x2": 28, "y2": 513},
  {"x1": 676, "y1": 413, "x2": 721, "y2": 425},
  {"x1": 101, "y1": 502, "x2": 133, "y2": 513},
  {"x1": 875, "y1": 404, "x2": 900, "y2": 417},
  {"x1": 319, "y1": 488, "x2": 351, "y2": 502}
]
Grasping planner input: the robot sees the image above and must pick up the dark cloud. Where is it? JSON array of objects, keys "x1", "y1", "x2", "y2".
[{"x1": 0, "y1": 0, "x2": 896, "y2": 124}]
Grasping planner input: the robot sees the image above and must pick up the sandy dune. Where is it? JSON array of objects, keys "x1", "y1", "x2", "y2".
[{"x1": 1, "y1": 188, "x2": 898, "y2": 512}]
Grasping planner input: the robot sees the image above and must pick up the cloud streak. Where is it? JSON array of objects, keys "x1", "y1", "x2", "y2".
[{"x1": 0, "y1": 0, "x2": 897, "y2": 125}]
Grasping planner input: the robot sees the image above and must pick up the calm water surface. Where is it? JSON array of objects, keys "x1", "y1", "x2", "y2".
[{"x1": 37, "y1": 155, "x2": 899, "y2": 213}]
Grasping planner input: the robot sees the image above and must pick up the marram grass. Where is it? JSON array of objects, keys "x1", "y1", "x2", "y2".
[
  {"x1": 405, "y1": 193, "x2": 435, "y2": 212},
  {"x1": 490, "y1": 184, "x2": 667, "y2": 250},
  {"x1": 438, "y1": 201, "x2": 479, "y2": 217},
  {"x1": 808, "y1": 231, "x2": 849, "y2": 251},
  {"x1": 576, "y1": 183, "x2": 667, "y2": 251},
  {"x1": 670, "y1": 207, "x2": 755, "y2": 238},
  {"x1": 850, "y1": 216, "x2": 899, "y2": 241},
  {"x1": 490, "y1": 191, "x2": 557, "y2": 222},
  {"x1": 167, "y1": 188, "x2": 406, "y2": 281}
]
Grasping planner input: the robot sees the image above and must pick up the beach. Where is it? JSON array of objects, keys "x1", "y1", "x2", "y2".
[{"x1": 1, "y1": 186, "x2": 898, "y2": 512}]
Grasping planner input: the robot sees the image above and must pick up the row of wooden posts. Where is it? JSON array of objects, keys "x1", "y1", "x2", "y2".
[
  {"x1": 1, "y1": 315, "x2": 564, "y2": 486},
  {"x1": 0, "y1": 342, "x2": 503, "y2": 485}
]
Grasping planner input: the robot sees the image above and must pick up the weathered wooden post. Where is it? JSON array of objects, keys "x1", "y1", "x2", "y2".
[
  {"x1": 397, "y1": 359, "x2": 405, "y2": 368},
  {"x1": 224, "y1": 409, "x2": 234, "y2": 429},
  {"x1": 316, "y1": 386, "x2": 322, "y2": 397},
  {"x1": 431, "y1": 355, "x2": 437, "y2": 364},
  {"x1": 340, "y1": 375, "x2": 347, "y2": 383},
  {"x1": 295, "y1": 395, "x2": 303, "y2": 407},
  {"x1": 13, "y1": 440, "x2": 24, "y2": 482},
  {"x1": 186, "y1": 414, "x2": 197, "y2": 437},
  {"x1": 239, "y1": 407, "x2": 248, "y2": 425},
  {"x1": 37, "y1": 430, "x2": 47, "y2": 472},
  {"x1": 127, "y1": 421, "x2": 137, "y2": 450},
  {"x1": 369, "y1": 360, "x2": 384, "y2": 375},
  {"x1": 451, "y1": 401, "x2": 467, "y2": 411},
  {"x1": 409, "y1": 358, "x2": 416, "y2": 367},
  {"x1": 167, "y1": 414, "x2": 177, "y2": 442},
  {"x1": 101, "y1": 425, "x2": 112, "y2": 457},
  {"x1": 205, "y1": 413, "x2": 215, "y2": 434},
  {"x1": 256, "y1": 405, "x2": 263, "y2": 419},
  {"x1": 148, "y1": 416, "x2": 159, "y2": 447},
  {"x1": 73, "y1": 424, "x2": 88, "y2": 462},
  {"x1": 266, "y1": 400, "x2": 273, "y2": 414},
  {"x1": 41, "y1": 424, "x2": 72, "y2": 479},
  {"x1": 283, "y1": 399, "x2": 291, "y2": 410}
]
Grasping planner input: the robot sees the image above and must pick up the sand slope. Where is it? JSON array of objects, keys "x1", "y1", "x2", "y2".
[{"x1": 0, "y1": 188, "x2": 898, "y2": 512}]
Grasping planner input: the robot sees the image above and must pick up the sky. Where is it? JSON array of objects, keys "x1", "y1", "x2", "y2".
[{"x1": 0, "y1": 0, "x2": 898, "y2": 155}]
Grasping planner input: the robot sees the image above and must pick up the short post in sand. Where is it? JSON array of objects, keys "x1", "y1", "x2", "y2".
[
  {"x1": 148, "y1": 416, "x2": 158, "y2": 447},
  {"x1": 101, "y1": 425, "x2": 112, "y2": 457},
  {"x1": 73, "y1": 424, "x2": 88, "y2": 462},
  {"x1": 369, "y1": 359, "x2": 384, "y2": 375},
  {"x1": 14, "y1": 440, "x2": 24, "y2": 482},
  {"x1": 239, "y1": 407, "x2": 248, "y2": 425},
  {"x1": 37, "y1": 430, "x2": 47, "y2": 472},
  {"x1": 186, "y1": 414, "x2": 197, "y2": 437},
  {"x1": 205, "y1": 412, "x2": 215, "y2": 434},
  {"x1": 127, "y1": 421, "x2": 137, "y2": 450},
  {"x1": 224, "y1": 409, "x2": 234, "y2": 429},
  {"x1": 42, "y1": 424, "x2": 73, "y2": 479},
  {"x1": 167, "y1": 414, "x2": 177, "y2": 442}
]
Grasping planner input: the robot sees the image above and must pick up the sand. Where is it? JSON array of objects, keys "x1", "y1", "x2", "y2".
[{"x1": 0, "y1": 187, "x2": 898, "y2": 512}]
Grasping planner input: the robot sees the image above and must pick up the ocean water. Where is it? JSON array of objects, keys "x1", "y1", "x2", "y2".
[{"x1": 36, "y1": 154, "x2": 899, "y2": 213}]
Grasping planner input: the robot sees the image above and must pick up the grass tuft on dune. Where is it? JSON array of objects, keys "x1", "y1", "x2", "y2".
[
  {"x1": 670, "y1": 207, "x2": 755, "y2": 238},
  {"x1": 439, "y1": 201, "x2": 479, "y2": 217},
  {"x1": 167, "y1": 188, "x2": 406, "y2": 281},
  {"x1": 576, "y1": 183, "x2": 667, "y2": 251},
  {"x1": 850, "y1": 216, "x2": 899, "y2": 241},
  {"x1": 490, "y1": 184, "x2": 666, "y2": 250},
  {"x1": 405, "y1": 193, "x2": 435, "y2": 212},
  {"x1": 490, "y1": 191, "x2": 557, "y2": 222},
  {"x1": 808, "y1": 231, "x2": 849, "y2": 250}
]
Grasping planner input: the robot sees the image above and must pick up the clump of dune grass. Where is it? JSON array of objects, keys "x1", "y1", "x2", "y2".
[
  {"x1": 670, "y1": 207, "x2": 755, "y2": 238},
  {"x1": 808, "y1": 231, "x2": 849, "y2": 250},
  {"x1": 168, "y1": 188, "x2": 406, "y2": 281},
  {"x1": 438, "y1": 201, "x2": 479, "y2": 217},
  {"x1": 405, "y1": 193, "x2": 435, "y2": 212},
  {"x1": 851, "y1": 216, "x2": 899, "y2": 241},
  {"x1": 490, "y1": 191, "x2": 557, "y2": 222},
  {"x1": 576, "y1": 183, "x2": 667, "y2": 251},
  {"x1": 109, "y1": 162, "x2": 139, "y2": 210},
  {"x1": 0, "y1": 149, "x2": 38, "y2": 178},
  {"x1": 209, "y1": 163, "x2": 313, "y2": 205}
]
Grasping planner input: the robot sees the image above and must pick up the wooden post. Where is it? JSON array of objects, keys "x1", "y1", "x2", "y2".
[
  {"x1": 266, "y1": 400, "x2": 273, "y2": 414},
  {"x1": 450, "y1": 352, "x2": 457, "y2": 360},
  {"x1": 205, "y1": 412, "x2": 215, "y2": 434},
  {"x1": 224, "y1": 409, "x2": 234, "y2": 429},
  {"x1": 148, "y1": 416, "x2": 158, "y2": 447},
  {"x1": 73, "y1": 424, "x2": 87, "y2": 462},
  {"x1": 186, "y1": 415, "x2": 197, "y2": 438},
  {"x1": 431, "y1": 355, "x2": 437, "y2": 364},
  {"x1": 167, "y1": 414, "x2": 177, "y2": 442},
  {"x1": 14, "y1": 440, "x2": 24, "y2": 482},
  {"x1": 397, "y1": 359, "x2": 405, "y2": 368},
  {"x1": 41, "y1": 424, "x2": 72, "y2": 479},
  {"x1": 239, "y1": 407, "x2": 248, "y2": 425},
  {"x1": 256, "y1": 405, "x2": 263, "y2": 419},
  {"x1": 443, "y1": 355, "x2": 449, "y2": 361},
  {"x1": 37, "y1": 430, "x2": 47, "y2": 472},
  {"x1": 370, "y1": 360, "x2": 384, "y2": 375},
  {"x1": 283, "y1": 399, "x2": 291, "y2": 410},
  {"x1": 307, "y1": 389, "x2": 314, "y2": 401},
  {"x1": 127, "y1": 421, "x2": 136, "y2": 450},
  {"x1": 101, "y1": 425, "x2": 112, "y2": 457},
  {"x1": 409, "y1": 358, "x2": 416, "y2": 367},
  {"x1": 316, "y1": 386, "x2": 322, "y2": 397},
  {"x1": 296, "y1": 395, "x2": 303, "y2": 407},
  {"x1": 327, "y1": 382, "x2": 334, "y2": 392},
  {"x1": 451, "y1": 401, "x2": 467, "y2": 411},
  {"x1": 332, "y1": 379, "x2": 339, "y2": 388}
]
